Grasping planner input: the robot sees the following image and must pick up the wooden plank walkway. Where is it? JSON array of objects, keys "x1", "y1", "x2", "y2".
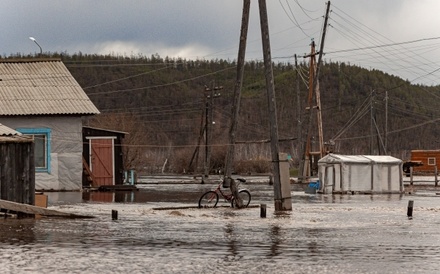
[{"x1": 0, "y1": 199, "x2": 94, "y2": 219}]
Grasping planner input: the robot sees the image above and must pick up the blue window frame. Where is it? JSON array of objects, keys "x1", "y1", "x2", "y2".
[{"x1": 16, "y1": 128, "x2": 51, "y2": 173}]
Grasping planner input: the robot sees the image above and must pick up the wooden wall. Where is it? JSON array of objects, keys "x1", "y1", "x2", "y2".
[
  {"x1": 0, "y1": 137, "x2": 35, "y2": 205},
  {"x1": 411, "y1": 150, "x2": 440, "y2": 173}
]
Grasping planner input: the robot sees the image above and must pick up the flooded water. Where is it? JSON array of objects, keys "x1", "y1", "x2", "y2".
[{"x1": 1, "y1": 182, "x2": 440, "y2": 273}]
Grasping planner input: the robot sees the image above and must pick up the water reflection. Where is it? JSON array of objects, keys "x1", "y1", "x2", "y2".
[
  {"x1": 0, "y1": 219, "x2": 36, "y2": 244},
  {"x1": 223, "y1": 223, "x2": 240, "y2": 261},
  {"x1": 305, "y1": 228, "x2": 320, "y2": 255},
  {"x1": 268, "y1": 225, "x2": 281, "y2": 257},
  {"x1": 82, "y1": 191, "x2": 136, "y2": 203}
]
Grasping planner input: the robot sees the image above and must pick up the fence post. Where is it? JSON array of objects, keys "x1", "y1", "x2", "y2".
[
  {"x1": 410, "y1": 166, "x2": 413, "y2": 186},
  {"x1": 435, "y1": 166, "x2": 438, "y2": 187},
  {"x1": 260, "y1": 204, "x2": 267, "y2": 218},
  {"x1": 407, "y1": 200, "x2": 414, "y2": 219},
  {"x1": 112, "y1": 210, "x2": 118, "y2": 220}
]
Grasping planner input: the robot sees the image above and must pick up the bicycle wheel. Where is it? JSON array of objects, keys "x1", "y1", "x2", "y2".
[
  {"x1": 198, "y1": 191, "x2": 219, "y2": 208},
  {"x1": 231, "y1": 190, "x2": 251, "y2": 208}
]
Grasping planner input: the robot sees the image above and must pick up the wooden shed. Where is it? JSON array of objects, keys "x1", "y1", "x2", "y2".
[
  {"x1": 82, "y1": 126, "x2": 127, "y2": 188},
  {"x1": 410, "y1": 150, "x2": 440, "y2": 173},
  {"x1": 0, "y1": 128, "x2": 35, "y2": 206}
]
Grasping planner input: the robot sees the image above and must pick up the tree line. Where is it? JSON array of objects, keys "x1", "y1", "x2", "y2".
[{"x1": 5, "y1": 53, "x2": 440, "y2": 174}]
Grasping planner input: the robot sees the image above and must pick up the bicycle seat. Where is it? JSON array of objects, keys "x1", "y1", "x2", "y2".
[{"x1": 236, "y1": 178, "x2": 246, "y2": 183}]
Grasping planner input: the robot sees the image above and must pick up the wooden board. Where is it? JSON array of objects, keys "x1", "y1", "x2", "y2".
[{"x1": 0, "y1": 199, "x2": 94, "y2": 219}]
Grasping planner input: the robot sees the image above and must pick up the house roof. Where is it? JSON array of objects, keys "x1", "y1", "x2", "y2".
[
  {"x1": 0, "y1": 123, "x2": 22, "y2": 136},
  {"x1": 0, "y1": 58, "x2": 100, "y2": 116}
]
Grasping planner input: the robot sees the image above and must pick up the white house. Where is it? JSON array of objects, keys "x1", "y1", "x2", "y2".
[
  {"x1": 318, "y1": 154, "x2": 403, "y2": 194},
  {"x1": 0, "y1": 59, "x2": 100, "y2": 191}
]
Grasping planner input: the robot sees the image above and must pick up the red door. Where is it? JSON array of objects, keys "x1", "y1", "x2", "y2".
[{"x1": 90, "y1": 139, "x2": 114, "y2": 186}]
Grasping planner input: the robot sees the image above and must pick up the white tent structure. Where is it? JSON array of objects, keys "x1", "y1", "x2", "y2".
[{"x1": 318, "y1": 154, "x2": 403, "y2": 194}]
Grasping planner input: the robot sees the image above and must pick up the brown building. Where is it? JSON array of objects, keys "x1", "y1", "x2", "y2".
[{"x1": 410, "y1": 150, "x2": 440, "y2": 173}]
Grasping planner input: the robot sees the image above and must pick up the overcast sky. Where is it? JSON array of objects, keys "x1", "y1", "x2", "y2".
[{"x1": 2, "y1": 0, "x2": 440, "y2": 86}]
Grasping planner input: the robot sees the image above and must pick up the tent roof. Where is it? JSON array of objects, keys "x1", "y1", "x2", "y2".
[{"x1": 318, "y1": 154, "x2": 402, "y2": 164}]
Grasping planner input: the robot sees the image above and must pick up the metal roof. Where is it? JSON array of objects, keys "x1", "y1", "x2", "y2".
[
  {"x1": 0, "y1": 123, "x2": 22, "y2": 136},
  {"x1": 83, "y1": 126, "x2": 129, "y2": 135},
  {"x1": 0, "y1": 59, "x2": 100, "y2": 116}
]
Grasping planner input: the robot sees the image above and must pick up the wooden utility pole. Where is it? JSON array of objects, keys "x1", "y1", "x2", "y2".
[
  {"x1": 370, "y1": 89, "x2": 374, "y2": 154},
  {"x1": 223, "y1": 0, "x2": 251, "y2": 208},
  {"x1": 204, "y1": 87, "x2": 211, "y2": 177},
  {"x1": 302, "y1": 41, "x2": 317, "y2": 179},
  {"x1": 188, "y1": 106, "x2": 205, "y2": 174},
  {"x1": 385, "y1": 90, "x2": 388, "y2": 153},
  {"x1": 300, "y1": 1, "x2": 331, "y2": 181},
  {"x1": 204, "y1": 85, "x2": 222, "y2": 179},
  {"x1": 224, "y1": 0, "x2": 292, "y2": 210},
  {"x1": 259, "y1": 0, "x2": 291, "y2": 211},
  {"x1": 295, "y1": 55, "x2": 302, "y2": 174}
]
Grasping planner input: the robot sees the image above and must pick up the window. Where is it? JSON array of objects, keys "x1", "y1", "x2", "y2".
[
  {"x1": 16, "y1": 128, "x2": 51, "y2": 173},
  {"x1": 428, "y1": 157, "x2": 436, "y2": 166}
]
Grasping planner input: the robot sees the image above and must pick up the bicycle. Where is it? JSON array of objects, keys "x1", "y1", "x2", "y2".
[{"x1": 198, "y1": 178, "x2": 251, "y2": 208}]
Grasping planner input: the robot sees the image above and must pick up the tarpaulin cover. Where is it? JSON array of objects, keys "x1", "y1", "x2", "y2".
[{"x1": 318, "y1": 154, "x2": 403, "y2": 194}]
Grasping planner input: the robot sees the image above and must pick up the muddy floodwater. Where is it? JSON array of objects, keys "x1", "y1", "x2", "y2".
[{"x1": 1, "y1": 182, "x2": 440, "y2": 273}]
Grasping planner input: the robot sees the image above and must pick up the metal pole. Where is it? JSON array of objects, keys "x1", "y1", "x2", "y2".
[{"x1": 29, "y1": 37, "x2": 42, "y2": 56}]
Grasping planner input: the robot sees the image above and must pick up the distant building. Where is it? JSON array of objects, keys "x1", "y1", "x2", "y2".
[
  {"x1": 0, "y1": 59, "x2": 100, "y2": 191},
  {"x1": 410, "y1": 150, "x2": 440, "y2": 173}
]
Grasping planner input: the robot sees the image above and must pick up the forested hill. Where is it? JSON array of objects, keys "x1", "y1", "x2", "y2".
[{"x1": 5, "y1": 53, "x2": 440, "y2": 172}]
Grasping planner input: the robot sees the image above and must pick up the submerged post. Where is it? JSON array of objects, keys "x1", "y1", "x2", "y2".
[
  {"x1": 260, "y1": 204, "x2": 267, "y2": 218},
  {"x1": 407, "y1": 200, "x2": 414, "y2": 219},
  {"x1": 112, "y1": 210, "x2": 118, "y2": 220}
]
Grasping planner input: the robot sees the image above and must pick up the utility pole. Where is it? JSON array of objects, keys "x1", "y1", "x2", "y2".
[
  {"x1": 225, "y1": 0, "x2": 292, "y2": 210},
  {"x1": 300, "y1": 1, "x2": 331, "y2": 181},
  {"x1": 223, "y1": 0, "x2": 251, "y2": 208},
  {"x1": 295, "y1": 55, "x2": 302, "y2": 171},
  {"x1": 370, "y1": 89, "x2": 374, "y2": 154},
  {"x1": 188, "y1": 96, "x2": 207, "y2": 175},
  {"x1": 385, "y1": 90, "x2": 388, "y2": 154},
  {"x1": 259, "y1": 0, "x2": 291, "y2": 211},
  {"x1": 204, "y1": 85, "x2": 222, "y2": 179},
  {"x1": 302, "y1": 40, "x2": 317, "y2": 179}
]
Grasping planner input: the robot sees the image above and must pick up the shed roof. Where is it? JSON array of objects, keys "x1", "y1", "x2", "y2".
[
  {"x1": 318, "y1": 154, "x2": 402, "y2": 164},
  {"x1": 83, "y1": 126, "x2": 128, "y2": 136},
  {"x1": 0, "y1": 123, "x2": 22, "y2": 136},
  {"x1": 0, "y1": 59, "x2": 100, "y2": 116}
]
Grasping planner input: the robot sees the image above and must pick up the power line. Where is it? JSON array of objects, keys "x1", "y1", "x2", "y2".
[{"x1": 87, "y1": 66, "x2": 236, "y2": 96}]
